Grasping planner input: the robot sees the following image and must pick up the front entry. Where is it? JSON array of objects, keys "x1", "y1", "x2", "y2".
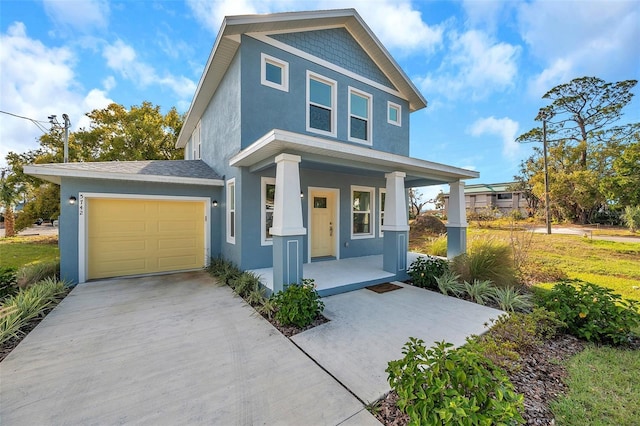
[{"x1": 309, "y1": 189, "x2": 337, "y2": 259}]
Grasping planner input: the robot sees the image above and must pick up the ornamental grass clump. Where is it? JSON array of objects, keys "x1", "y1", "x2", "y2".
[
  {"x1": 452, "y1": 238, "x2": 517, "y2": 288},
  {"x1": 387, "y1": 338, "x2": 524, "y2": 425}
]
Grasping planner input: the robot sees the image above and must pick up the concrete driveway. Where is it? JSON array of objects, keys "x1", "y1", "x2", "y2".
[
  {"x1": 0, "y1": 272, "x2": 377, "y2": 425},
  {"x1": 291, "y1": 282, "x2": 503, "y2": 403}
]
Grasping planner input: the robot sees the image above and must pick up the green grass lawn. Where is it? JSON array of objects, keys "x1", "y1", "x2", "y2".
[{"x1": 0, "y1": 236, "x2": 59, "y2": 269}]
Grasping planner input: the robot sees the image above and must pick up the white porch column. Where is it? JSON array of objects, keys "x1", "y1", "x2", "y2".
[
  {"x1": 270, "y1": 153, "x2": 306, "y2": 293},
  {"x1": 382, "y1": 171, "x2": 409, "y2": 276},
  {"x1": 446, "y1": 180, "x2": 468, "y2": 259}
]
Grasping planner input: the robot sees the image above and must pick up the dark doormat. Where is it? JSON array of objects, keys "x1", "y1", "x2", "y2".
[{"x1": 365, "y1": 282, "x2": 403, "y2": 294}]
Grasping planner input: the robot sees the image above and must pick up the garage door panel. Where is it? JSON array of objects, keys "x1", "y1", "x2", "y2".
[{"x1": 87, "y1": 198, "x2": 206, "y2": 280}]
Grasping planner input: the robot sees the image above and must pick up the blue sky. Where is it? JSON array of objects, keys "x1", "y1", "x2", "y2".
[{"x1": 1, "y1": 0, "x2": 639, "y2": 201}]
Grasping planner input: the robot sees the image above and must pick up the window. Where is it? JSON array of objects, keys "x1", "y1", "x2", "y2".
[
  {"x1": 226, "y1": 178, "x2": 236, "y2": 244},
  {"x1": 307, "y1": 71, "x2": 337, "y2": 137},
  {"x1": 351, "y1": 186, "x2": 375, "y2": 238},
  {"x1": 261, "y1": 177, "x2": 276, "y2": 245},
  {"x1": 349, "y1": 87, "x2": 372, "y2": 143},
  {"x1": 379, "y1": 188, "x2": 386, "y2": 237},
  {"x1": 497, "y1": 193, "x2": 513, "y2": 200},
  {"x1": 261, "y1": 53, "x2": 288, "y2": 92},
  {"x1": 387, "y1": 101, "x2": 401, "y2": 126}
]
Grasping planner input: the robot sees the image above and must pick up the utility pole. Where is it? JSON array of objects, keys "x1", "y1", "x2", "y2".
[{"x1": 48, "y1": 114, "x2": 71, "y2": 163}]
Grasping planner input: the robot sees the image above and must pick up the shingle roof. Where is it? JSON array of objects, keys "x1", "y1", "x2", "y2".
[{"x1": 23, "y1": 160, "x2": 224, "y2": 186}]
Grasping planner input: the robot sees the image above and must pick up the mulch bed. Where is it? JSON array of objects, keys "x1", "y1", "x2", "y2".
[
  {"x1": 256, "y1": 310, "x2": 329, "y2": 338},
  {"x1": 372, "y1": 334, "x2": 588, "y2": 425}
]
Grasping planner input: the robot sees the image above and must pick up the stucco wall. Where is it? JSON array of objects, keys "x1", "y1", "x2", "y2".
[{"x1": 59, "y1": 177, "x2": 221, "y2": 284}]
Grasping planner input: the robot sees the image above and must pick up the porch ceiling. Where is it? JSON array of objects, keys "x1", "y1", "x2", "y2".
[{"x1": 229, "y1": 129, "x2": 479, "y2": 186}]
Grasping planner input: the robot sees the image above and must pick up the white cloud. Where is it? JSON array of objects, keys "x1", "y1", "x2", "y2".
[
  {"x1": 469, "y1": 116, "x2": 520, "y2": 159},
  {"x1": 0, "y1": 22, "x2": 113, "y2": 164},
  {"x1": 102, "y1": 39, "x2": 197, "y2": 99},
  {"x1": 418, "y1": 30, "x2": 520, "y2": 100},
  {"x1": 518, "y1": 0, "x2": 640, "y2": 94},
  {"x1": 185, "y1": 0, "x2": 443, "y2": 55},
  {"x1": 43, "y1": 0, "x2": 110, "y2": 32}
]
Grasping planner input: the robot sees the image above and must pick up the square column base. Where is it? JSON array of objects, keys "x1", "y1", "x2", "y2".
[
  {"x1": 272, "y1": 235, "x2": 304, "y2": 293},
  {"x1": 383, "y1": 230, "x2": 408, "y2": 279},
  {"x1": 446, "y1": 226, "x2": 467, "y2": 259}
]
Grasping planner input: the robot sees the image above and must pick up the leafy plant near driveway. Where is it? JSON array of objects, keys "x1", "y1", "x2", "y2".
[
  {"x1": 462, "y1": 279, "x2": 494, "y2": 305},
  {"x1": 407, "y1": 256, "x2": 449, "y2": 290},
  {"x1": 386, "y1": 338, "x2": 524, "y2": 425},
  {"x1": 491, "y1": 287, "x2": 533, "y2": 312},
  {"x1": 0, "y1": 267, "x2": 18, "y2": 301},
  {"x1": 273, "y1": 279, "x2": 324, "y2": 328},
  {"x1": 542, "y1": 280, "x2": 640, "y2": 345},
  {"x1": 434, "y1": 269, "x2": 463, "y2": 296}
]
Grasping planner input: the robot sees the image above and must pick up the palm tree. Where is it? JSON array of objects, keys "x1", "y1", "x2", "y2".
[{"x1": 1, "y1": 169, "x2": 19, "y2": 238}]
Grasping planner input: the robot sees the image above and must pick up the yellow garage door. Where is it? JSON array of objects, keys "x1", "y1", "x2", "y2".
[{"x1": 87, "y1": 198, "x2": 205, "y2": 280}]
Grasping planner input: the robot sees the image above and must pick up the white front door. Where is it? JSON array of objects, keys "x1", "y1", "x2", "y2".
[{"x1": 310, "y1": 189, "x2": 337, "y2": 258}]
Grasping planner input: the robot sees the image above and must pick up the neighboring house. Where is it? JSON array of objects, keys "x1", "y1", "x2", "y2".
[
  {"x1": 443, "y1": 182, "x2": 528, "y2": 217},
  {"x1": 25, "y1": 9, "x2": 478, "y2": 294}
]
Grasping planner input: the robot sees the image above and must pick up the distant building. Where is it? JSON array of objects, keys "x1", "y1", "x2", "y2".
[{"x1": 443, "y1": 182, "x2": 528, "y2": 217}]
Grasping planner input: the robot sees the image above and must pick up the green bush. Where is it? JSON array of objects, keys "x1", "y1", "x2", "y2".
[
  {"x1": 452, "y1": 239, "x2": 517, "y2": 288},
  {"x1": 1, "y1": 277, "x2": 69, "y2": 344},
  {"x1": 621, "y1": 205, "x2": 640, "y2": 232},
  {"x1": 408, "y1": 256, "x2": 449, "y2": 290},
  {"x1": 273, "y1": 279, "x2": 324, "y2": 328},
  {"x1": 386, "y1": 338, "x2": 524, "y2": 425},
  {"x1": 0, "y1": 267, "x2": 18, "y2": 301},
  {"x1": 491, "y1": 287, "x2": 533, "y2": 312},
  {"x1": 542, "y1": 280, "x2": 640, "y2": 345},
  {"x1": 16, "y1": 261, "x2": 59, "y2": 288}
]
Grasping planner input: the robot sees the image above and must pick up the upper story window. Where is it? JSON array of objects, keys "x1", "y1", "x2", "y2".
[
  {"x1": 348, "y1": 87, "x2": 372, "y2": 144},
  {"x1": 387, "y1": 101, "x2": 401, "y2": 127},
  {"x1": 261, "y1": 53, "x2": 289, "y2": 92},
  {"x1": 307, "y1": 71, "x2": 337, "y2": 137}
]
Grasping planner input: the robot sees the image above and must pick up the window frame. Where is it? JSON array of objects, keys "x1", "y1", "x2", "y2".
[
  {"x1": 192, "y1": 121, "x2": 201, "y2": 160},
  {"x1": 261, "y1": 177, "x2": 276, "y2": 246},
  {"x1": 497, "y1": 193, "x2": 513, "y2": 200},
  {"x1": 379, "y1": 188, "x2": 386, "y2": 238},
  {"x1": 351, "y1": 185, "x2": 375, "y2": 239},
  {"x1": 387, "y1": 101, "x2": 401, "y2": 127},
  {"x1": 226, "y1": 178, "x2": 236, "y2": 244},
  {"x1": 348, "y1": 87, "x2": 373, "y2": 144},
  {"x1": 306, "y1": 71, "x2": 337, "y2": 138},
  {"x1": 260, "y1": 53, "x2": 289, "y2": 92}
]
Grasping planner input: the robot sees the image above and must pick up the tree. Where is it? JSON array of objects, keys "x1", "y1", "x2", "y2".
[
  {"x1": 517, "y1": 77, "x2": 638, "y2": 223},
  {"x1": 409, "y1": 188, "x2": 428, "y2": 219},
  {"x1": 1, "y1": 169, "x2": 21, "y2": 238}
]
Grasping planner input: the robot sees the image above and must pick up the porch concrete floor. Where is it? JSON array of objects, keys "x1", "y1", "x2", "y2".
[
  {"x1": 291, "y1": 282, "x2": 504, "y2": 404},
  {"x1": 251, "y1": 252, "x2": 424, "y2": 296}
]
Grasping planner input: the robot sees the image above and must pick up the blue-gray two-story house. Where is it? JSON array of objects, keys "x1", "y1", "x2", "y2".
[{"x1": 25, "y1": 9, "x2": 478, "y2": 294}]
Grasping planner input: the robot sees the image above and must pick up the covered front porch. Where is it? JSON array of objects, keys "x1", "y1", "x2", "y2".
[{"x1": 250, "y1": 252, "x2": 423, "y2": 296}]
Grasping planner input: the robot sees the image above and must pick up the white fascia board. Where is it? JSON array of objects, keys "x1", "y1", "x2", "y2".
[
  {"x1": 23, "y1": 165, "x2": 224, "y2": 187},
  {"x1": 229, "y1": 129, "x2": 479, "y2": 181}
]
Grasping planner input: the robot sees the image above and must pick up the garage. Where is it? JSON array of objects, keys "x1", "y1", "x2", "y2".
[{"x1": 85, "y1": 197, "x2": 208, "y2": 280}]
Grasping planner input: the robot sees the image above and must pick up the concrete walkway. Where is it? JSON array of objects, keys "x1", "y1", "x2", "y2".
[
  {"x1": 0, "y1": 272, "x2": 378, "y2": 425},
  {"x1": 291, "y1": 282, "x2": 504, "y2": 404}
]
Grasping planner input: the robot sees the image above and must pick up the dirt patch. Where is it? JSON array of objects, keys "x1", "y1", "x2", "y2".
[{"x1": 372, "y1": 334, "x2": 587, "y2": 426}]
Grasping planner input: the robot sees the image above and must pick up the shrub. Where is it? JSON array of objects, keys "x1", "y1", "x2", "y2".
[
  {"x1": 273, "y1": 279, "x2": 324, "y2": 328},
  {"x1": 207, "y1": 258, "x2": 241, "y2": 286},
  {"x1": 542, "y1": 280, "x2": 640, "y2": 345},
  {"x1": 1, "y1": 277, "x2": 69, "y2": 345},
  {"x1": 491, "y1": 287, "x2": 533, "y2": 312},
  {"x1": 0, "y1": 267, "x2": 18, "y2": 301},
  {"x1": 386, "y1": 338, "x2": 524, "y2": 425},
  {"x1": 408, "y1": 256, "x2": 449, "y2": 290},
  {"x1": 434, "y1": 269, "x2": 463, "y2": 297},
  {"x1": 621, "y1": 205, "x2": 640, "y2": 232},
  {"x1": 232, "y1": 271, "x2": 261, "y2": 298},
  {"x1": 16, "y1": 261, "x2": 59, "y2": 288},
  {"x1": 428, "y1": 234, "x2": 448, "y2": 257},
  {"x1": 463, "y1": 279, "x2": 494, "y2": 305},
  {"x1": 246, "y1": 286, "x2": 266, "y2": 307},
  {"x1": 257, "y1": 297, "x2": 278, "y2": 320},
  {"x1": 452, "y1": 238, "x2": 517, "y2": 288}
]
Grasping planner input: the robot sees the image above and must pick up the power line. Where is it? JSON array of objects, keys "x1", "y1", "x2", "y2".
[{"x1": 0, "y1": 110, "x2": 50, "y2": 133}]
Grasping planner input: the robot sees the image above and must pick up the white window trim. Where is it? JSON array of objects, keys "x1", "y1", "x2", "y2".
[
  {"x1": 306, "y1": 70, "x2": 337, "y2": 138},
  {"x1": 348, "y1": 86, "x2": 373, "y2": 145},
  {"x1": 387, "y1": 101, "x2": 401, "y2": 126},
  {"x1": 226, "y1": 178, "x2": 236, "y2": 244},
  {"x1": 351, "y1": 185, "x2": 375, "y2": 239},
  {"x1": 261, "y1": 53, "x2": 289, "y2": 92},
  {"x1": 192, "y1": 121, "x2": 201, "y2": 160},
  {"x1": 261, "y1": 176, "x2": 276, "y2": 246},
  {"x1": 379, "y1": 188, "x2": 386, "y2": 238}
]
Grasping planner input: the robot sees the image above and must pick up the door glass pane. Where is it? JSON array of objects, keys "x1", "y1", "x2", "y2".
[
  {"x1": 353, "y1": 191, "x2": 370, "y2": 212},
  {"x1": 310, "y1": 79, "x2": 332, "y2": 107},
  {"x1": 314, "y1": 197, "x2": 327, "y2": 208}
]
